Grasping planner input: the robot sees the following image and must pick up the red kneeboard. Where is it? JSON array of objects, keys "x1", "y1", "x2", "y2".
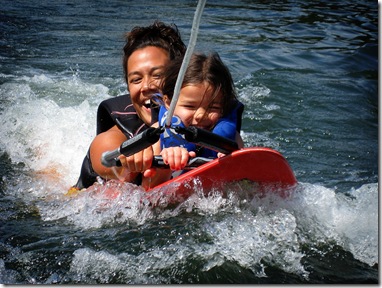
[{"x1": 148, "y1": 147, "x2": 297, "y2": 200}]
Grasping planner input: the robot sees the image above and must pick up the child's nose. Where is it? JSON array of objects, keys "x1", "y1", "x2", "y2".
[{"x1": 194, "y1": 107, "x2": 207, "y2": 122}]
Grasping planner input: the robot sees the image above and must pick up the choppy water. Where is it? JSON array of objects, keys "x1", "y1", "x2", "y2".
[{"x1": 0, "y1": 0, "x2": 378, "y2": 284}]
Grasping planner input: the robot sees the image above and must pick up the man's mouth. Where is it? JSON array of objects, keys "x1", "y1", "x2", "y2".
[{"x1": 143, "y1": 99, "x2": 151, "y2": 109}]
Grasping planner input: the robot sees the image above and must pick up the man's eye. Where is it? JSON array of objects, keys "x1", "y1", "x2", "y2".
[{"x1": 130, "y1": 78, "x2": 142, "y2": 84}]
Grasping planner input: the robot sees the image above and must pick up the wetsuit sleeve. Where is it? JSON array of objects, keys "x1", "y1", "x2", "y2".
[
  {"x1": 73, "y1": 94, "x2": 157, "y2": 190},
  {"x1": 96, "y1": 94, "x2": 131, "y2": 134},
  {"x1": 96, "y1": 94, "x2": 159, "y2": 137}
]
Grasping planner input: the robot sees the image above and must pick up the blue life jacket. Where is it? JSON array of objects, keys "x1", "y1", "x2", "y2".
[
  {"x1": 158, "y1": 100, "x2": 244, "y2": 158},
  {"x1": 158, "y1": 106, "x2": 197, "y2": 152}
]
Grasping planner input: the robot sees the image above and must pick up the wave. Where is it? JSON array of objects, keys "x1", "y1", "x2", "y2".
[{"x1": 0, "y1": 72, "x2": 377, "y2": 284}]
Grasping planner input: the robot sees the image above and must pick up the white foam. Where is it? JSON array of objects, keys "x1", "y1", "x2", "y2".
[
  {"x1": 337, "y1": 183, "x2": 378, "y2": 266},
  {"x1": 38, "y1": 181, "x2": 156, "y2": 229},
  {"x1": 19, "y1": 176, "x2": 379, "y2": 281},
  {"x1": 0, "y1": 72, "x2": 378, "y2": 277},
  {"x1": 283, "y1": 182, "x2": 378, "y2": 267},
  {"x1": 0, "y1": 73, "x2": 112, "y2": 186}
]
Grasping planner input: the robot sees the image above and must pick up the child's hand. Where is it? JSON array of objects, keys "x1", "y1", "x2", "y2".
[{"x1": 161, "y1": 147, "x2": 196, "y2": 171}]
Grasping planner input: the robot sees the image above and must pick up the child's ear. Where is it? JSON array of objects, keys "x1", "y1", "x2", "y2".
[{"x1": 163, "y1": 95, "x2": 171, "y2": 106}]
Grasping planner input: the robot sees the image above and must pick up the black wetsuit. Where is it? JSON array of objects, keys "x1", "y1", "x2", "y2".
[{"x1": 73, "y1": 94, "x2": 158, "y2": 190}]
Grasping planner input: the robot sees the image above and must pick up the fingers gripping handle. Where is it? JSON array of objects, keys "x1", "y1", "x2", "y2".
[{"x1": 101, "y1": 127, "x2": 163, "y2": 167}]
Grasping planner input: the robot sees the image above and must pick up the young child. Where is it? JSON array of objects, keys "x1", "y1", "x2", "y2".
[{"x1": 154, "y1": 52, "x2": 244, "y2": 172}]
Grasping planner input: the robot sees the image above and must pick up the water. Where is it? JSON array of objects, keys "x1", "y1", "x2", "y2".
[{"x1": 0, "y1": 0, "x2": 378, "y2": 284}]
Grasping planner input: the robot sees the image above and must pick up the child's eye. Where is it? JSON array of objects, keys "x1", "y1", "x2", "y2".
[
  {"x1": 183, "y1": 105, "x2": 196, "y2": 110},
  {"x1": 210, "y1": 105, "x2": 222, "y2": 112}
]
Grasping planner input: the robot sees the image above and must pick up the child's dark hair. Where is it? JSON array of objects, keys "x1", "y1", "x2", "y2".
[
  {"x1": 161, "y1": 52, "x2": 237, "y2": 116},
  {"x1": 123, "y1": 21, "x2": 186, "y2": 83}
]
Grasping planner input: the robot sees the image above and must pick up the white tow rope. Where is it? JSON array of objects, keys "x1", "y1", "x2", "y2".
[{"x1": 165, "y1": 0, "x2": 207, "y2": 127}]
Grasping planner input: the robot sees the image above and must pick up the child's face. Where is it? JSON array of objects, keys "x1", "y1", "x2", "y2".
[{"x1": 165, "y1": 82, "x2": 223, "y2": 130}]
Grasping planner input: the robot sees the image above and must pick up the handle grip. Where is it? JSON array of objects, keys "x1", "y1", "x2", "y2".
[
  {"x1": 152, "y1": 155, "x2": 212, "y2": 170},
  {"x1": 101, "y1": 127, "x2": 163, "y2": 167},
  {"x1": 175, "y1": 126, "x2": 238, "y2": 154},
  {"x1": 110, "y1": 155, "x2": 213, "y2": 169},
  {"x1": 101, "y1": 149, "x2": 123, "y2": 167}
]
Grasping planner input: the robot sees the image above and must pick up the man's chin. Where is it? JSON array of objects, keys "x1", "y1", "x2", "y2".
[{"x1": 140, "y1": 108, "x2": 152, "y2": 125}]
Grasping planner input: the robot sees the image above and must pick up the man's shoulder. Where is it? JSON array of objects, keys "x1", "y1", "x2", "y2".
[{"x1": 99, "y1": 94, "x2": 132, "y2": 111}]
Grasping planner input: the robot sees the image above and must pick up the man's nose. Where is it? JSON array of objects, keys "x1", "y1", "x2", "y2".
[{"x1": 142, "y1": 78, "x2": 161, "y2": 94}]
